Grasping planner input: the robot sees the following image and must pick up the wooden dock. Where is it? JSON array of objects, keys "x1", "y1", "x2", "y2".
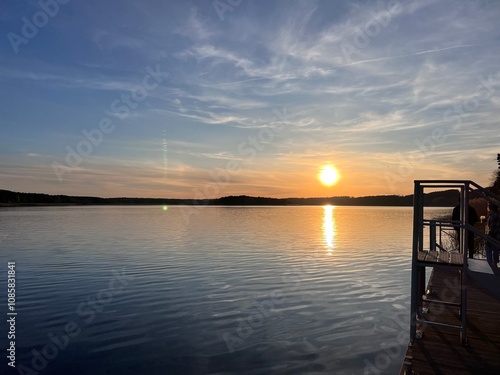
[{"x1": 400, "y1": 263, "x2": 500, "y2": 374}]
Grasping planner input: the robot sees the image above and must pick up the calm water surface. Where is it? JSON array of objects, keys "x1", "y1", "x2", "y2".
[{"x1": 0, "y1": 206, "x2": 450, "y2": 374}]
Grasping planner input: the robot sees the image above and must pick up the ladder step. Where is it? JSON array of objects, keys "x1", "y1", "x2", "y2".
[
  {"x1": 422, "y1": 295, "x2": 461, "y2": 307},
  {"x1": 416, "y1": 317, "x2": 463, "y2": 330}
]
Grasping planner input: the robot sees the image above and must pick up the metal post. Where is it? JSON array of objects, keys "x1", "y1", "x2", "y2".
[
  {"x1": 460, "y1": 186, "x2": 465, "y2": 260},
  {"x1": 418, "y1": 196, "x2": 424, "y2": 253},
  {"x1": 464, "y1": 184, "x2": 470, "y2": 263},
  {"x1": 430, "y1": 220, "x2": 436, "y2": 251},
  {"x1": 410, "y1": 181, "x2": 421, "y2": 342},
  {"x1": 417, "y1": 185, "x2": 425, "y2": 308},
  {"x1": 438, "y1": 221, "x2": 443, "y2": 250},
  {"x1": 461, "y1": 183, "x2": 469, "y2": 345}
]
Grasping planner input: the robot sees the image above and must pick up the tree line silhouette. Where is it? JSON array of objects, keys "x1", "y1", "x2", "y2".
[
  {"x1": 2, "y1": 153, "x2": 498, "y2": 207},
  {"x1": 0, "y1": 189, "x2": 460, "y2": 207}
]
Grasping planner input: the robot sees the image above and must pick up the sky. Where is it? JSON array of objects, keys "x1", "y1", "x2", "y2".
[{"x1": 1, "y1": 0, "x2": 500, "y2": 199}]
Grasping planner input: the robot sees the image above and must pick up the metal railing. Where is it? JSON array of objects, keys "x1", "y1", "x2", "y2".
[{"x1": 410, "y1": 180, "x2": 500, "y2": 346}]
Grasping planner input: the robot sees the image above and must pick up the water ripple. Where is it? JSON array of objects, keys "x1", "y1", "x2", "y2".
[{"x1": 0, "y1": 205, "x2": 417, "y2": 375}]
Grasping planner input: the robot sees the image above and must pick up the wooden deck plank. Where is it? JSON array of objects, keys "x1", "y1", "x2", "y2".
[
  {"x1": 450, "y1": 252, "x2": 463, "y2": 265},
  {"x1": 401, "y1": 267, "x2": 500, "y2": 375},
  {"x1": 426, "y1": 251, "x2": 439, "y2": 263},
  {"x1": 416, "y1": 250, "x2": 464, "y2": 266},
  {"x1": 438, "y1": 251, "x2": 450, "y2": 263}
]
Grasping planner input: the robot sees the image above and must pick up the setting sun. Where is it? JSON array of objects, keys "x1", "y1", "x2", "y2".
[{"x1": 319, "y1": 165, "x2": 340, "y2": 186}]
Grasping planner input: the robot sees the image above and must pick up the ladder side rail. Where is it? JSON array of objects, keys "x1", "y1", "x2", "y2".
[
  {"x1": 468, "y1": 225, "x2": 500, "y2": 248},
  {"x1": 459, "y1": 184, "x2": 467, "y2": 261},
  {"x1": 461, "y1": 182, "x2": 469, "y2": 344},
  {"x1": 468, "y1": 180, "x2": 500, "y2": 202},
  {"x1": 410, "y1": 181, "x2": 423, "y2": 342}
]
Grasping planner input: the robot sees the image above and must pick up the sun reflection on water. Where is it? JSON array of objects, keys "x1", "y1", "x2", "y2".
[{"x1": 323, "y1": 205, "x2": 336, "y2": 255}]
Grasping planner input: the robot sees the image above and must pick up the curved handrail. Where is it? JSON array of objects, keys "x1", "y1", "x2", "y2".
[
  {"x1": 468, "y1": 180, "x2": 500, "y2": 203},
  {"x1": 468, "y1": 224, "x2": 500, "y2": 248},
  {"x1": 422, "y1": 218, "x2": 500, "y2": 250}
]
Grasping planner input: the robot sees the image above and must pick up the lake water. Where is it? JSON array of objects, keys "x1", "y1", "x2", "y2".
[{"x1": 0, "y1": 205, "x2": 451, "y2": 375}]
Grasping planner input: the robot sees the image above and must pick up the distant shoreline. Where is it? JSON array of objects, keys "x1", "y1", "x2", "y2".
[
  {"x1": 0, "y1": 202, "x2": 418, "y2": 207},
  {"x1": 0, "y1": 189, "x2": 460, "y2": 207}
]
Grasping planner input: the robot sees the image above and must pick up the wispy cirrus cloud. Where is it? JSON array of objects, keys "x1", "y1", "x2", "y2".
[{"x1": 1, "y1": 0, "x2": 500, "y2": 198}]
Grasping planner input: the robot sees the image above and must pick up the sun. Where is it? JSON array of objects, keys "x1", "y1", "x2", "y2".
[{"x1": 319, "y1": 165, "x2": 339, "y2": 186}]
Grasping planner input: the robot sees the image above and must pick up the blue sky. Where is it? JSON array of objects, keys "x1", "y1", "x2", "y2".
[{"x1": 1, "y1": 0, "x2": 500, "y2": 198}]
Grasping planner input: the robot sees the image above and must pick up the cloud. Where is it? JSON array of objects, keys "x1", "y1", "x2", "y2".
[
  {"x1": 2, "y1": 0, "x2": 500, "y2": 197},
  {"x1": 175, "y1": 7, "x2": 218, "y2": 41}
]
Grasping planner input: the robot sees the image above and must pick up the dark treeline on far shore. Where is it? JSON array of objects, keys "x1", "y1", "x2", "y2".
[{"x1": 0, "y1": 189, "x2": 461, "y2": 207}]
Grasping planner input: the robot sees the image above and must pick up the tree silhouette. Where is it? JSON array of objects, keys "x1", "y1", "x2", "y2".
[{"x1": 491, "y1": 153, "x2": 500, "y2": 195}]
